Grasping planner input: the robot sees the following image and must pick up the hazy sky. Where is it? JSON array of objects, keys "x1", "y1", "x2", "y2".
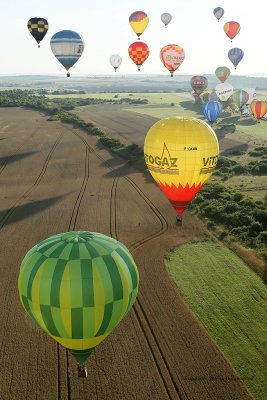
[{"x1": 1, "y1": 0, "x2": 266, "y2": 76}]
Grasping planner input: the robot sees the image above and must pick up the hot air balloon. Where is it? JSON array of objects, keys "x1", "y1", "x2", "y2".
[
  {"x1": 144, "y1": 117, "x2": 219, "y2": 216},
  {"x1": 250, "y1": 101, "x2": 267, "y2": 123},
  {"x1": 242, "y1": 88, "x2": 256, "y2": 104},
  {"x1": 232, "y1": 90, "x2": 249, "y2": 112},
  {"x1": 190, "y1": 76, "x2": 208, "y2": 95},
  {"x1": 50, "y1": 30, "x2": 84, "y2": 77},
  {"x1": 160, "y1": 45, "x2": 185, "y2": 77},
  {"x1": 215, "y1": 82, "x2": 234, "y2": 101},
  {"x1": 215, "y1": 66, "x2": 231, "y2": 83},
  {"x1": 129, "y1": 11, "x2": 149, "y2": 39},
  {"x1": 110, "y1": 54, "x2": 122, "y2": 72},
  {"x1": 202, "y1": 101, "x2": 222, "y2": 124},
  {"x1": 228, "y1": 48, "x2": 244, "y2": 69},
  {"x1": 18, "y1": 231, "x2": 139, "y2": 377},
  {"x1": 208, "y1": 90, "x2": 219, "y2": 102},
  {"x1": 224, "y1": 21, "x2": 241, "y2": 42},
  {"x1": 27, "y1": 18, "x2": 49, "y2": 47},
  {"x1": 191, "y1": 91, "x2": 201, "y2": 105},
  {"x1": 213, "y1": 7, "x2": 224, "y2": 21},
  {"x1": 161, "y1": 13, "x2": 172, "y2": 27},
  {"x1": 128, "y1": 41, "x2": 149, "y2": 71}
]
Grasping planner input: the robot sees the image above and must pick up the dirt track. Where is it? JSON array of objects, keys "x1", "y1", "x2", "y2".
[{"x1": 0, "y1": 108, "x2": 254, "y2": 400}]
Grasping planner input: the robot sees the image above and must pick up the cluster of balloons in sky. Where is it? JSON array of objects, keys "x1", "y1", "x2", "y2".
[
  {"x1": 27, "y1": 13, "x2": 185, "y2": 77},
  {"x1": 213, "y1": 7, "x2": 244, "y2": 70}
]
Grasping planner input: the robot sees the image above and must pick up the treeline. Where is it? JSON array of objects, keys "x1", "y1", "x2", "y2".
[
  {"x1": 215, "y1": 156, "x2": 267, "y2": 178},
  {"x1": 189, "y1": 183, "x2": 267, "y2": 257}
]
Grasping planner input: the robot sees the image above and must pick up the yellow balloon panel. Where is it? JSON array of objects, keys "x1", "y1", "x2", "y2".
[
  {"x1": 129, "y1": 11, "x2": 149, "y2": 37},
  {"x1": 144, "y1": 117, "x2": 219, "y2": 213}
]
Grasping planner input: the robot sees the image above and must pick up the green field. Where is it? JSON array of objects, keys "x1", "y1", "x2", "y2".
[
  {"x1": 167, "y1": 240, "x2": 267, "y2": 400},
  {"x1": 48, "y1": 90, "x2": 267, "y2": 140}
]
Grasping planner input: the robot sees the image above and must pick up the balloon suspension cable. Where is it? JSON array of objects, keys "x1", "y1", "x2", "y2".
[{"x1": 77, "y1": 363, "x2": 88, "y2": 378}]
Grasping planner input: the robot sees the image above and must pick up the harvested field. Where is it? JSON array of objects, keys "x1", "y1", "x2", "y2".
[{"x1": 0, "y1": 107, "x2": 254, "y2": 400}]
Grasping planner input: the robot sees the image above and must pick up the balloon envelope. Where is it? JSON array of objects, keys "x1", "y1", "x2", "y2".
[
  {"x1": 27, "y1": 18, "x2": 49, "y2": 46},
  {"x1": 215, "y1": 82, "x2": 234, "y2": 101},
  {"x1": 129, "y1": 11, "x2": 149, "y2": 38},
  {"x1": 208, "y1": 90, "x2": 219, "y2": 102},
  {"x1": 190, "y1": 76, "x2": 208, "y2": 95},
  {"x1": 50, "y1": 30, "x2": 84, "y2": 75},
  {"x1": 213, "y1": 7, "x2": 224, "y2": 21},
  {"x1": 232, "y1": 90, "x2": 249, "y2": 111},
  {"x1": 242, "y1": 88, "x2": 256, "y2": 104},
  {"x1": 228, "y1": 48, "x2": 244, "y2": 69},
  {"x1": 215, "y1": 66, "x2": 230, "y2": 83},
  {"x1": 160, "y1": 44, "x2": 185, "y2": 77},
  {"x1": 202, "y1": 101, "x2": 222, "y2": 123},
  {"x1": 110, "y1": 54, "x2": 122, "y2": 71},
  {"x1": 224, "y1": 21, "x2": 241, "y2": 41},
  {"x1": 161, "y1": 13, "x2": 172, "y2": 26},
  {"x1": 128, "y1": 41, "x2": 149, "y2": 71},
  {"x1": 250, "y1": 101, "x2": 267, "y2": 122},
  {"x1": 144, "y1": 117, "x2": 219, "y2": 214},
  {"x1": 18, "y1": 231, "x2": 139, "y2": 365}
]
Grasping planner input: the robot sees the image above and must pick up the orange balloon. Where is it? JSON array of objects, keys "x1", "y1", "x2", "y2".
[
  {"x1": 128, "y1": 41, "x2": 149, "y2": 71},
  {"x1": 160, "y1": 44, "x2": 185, "y2": 77},
  {"x1": 223, "y1": 21, "x2": 241, "y2": 41},
  {"x1": 250, "y1": 101, "x2": 267, "y2": 123}
]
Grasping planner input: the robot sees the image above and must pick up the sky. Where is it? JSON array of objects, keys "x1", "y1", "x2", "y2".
[{"x1": 1, "y1": 0, "x2": 267, "y2": 76}]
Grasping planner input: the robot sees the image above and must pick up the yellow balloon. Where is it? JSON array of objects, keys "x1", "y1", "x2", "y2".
[
  {"x1": 144, "y1": 117, "x2": 219, "y2": 214},
  {"x1": 129, "y1": 11, "x2": 149, "y2": 39}
]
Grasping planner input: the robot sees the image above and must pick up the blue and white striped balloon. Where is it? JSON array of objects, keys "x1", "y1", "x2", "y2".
[
  {"x1": 228, "y1": 48, "x2": 244, "y2": 69},
  {"x1": 202, "y1": 101, "x2": 222, "y2": 124},
  {"x1": 50, "y1": 30, "x2": 84, "y2": 77}
]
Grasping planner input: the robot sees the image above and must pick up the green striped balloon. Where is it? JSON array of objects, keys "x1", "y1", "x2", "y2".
[{"x1": 18, "y1": 231, "x2": 139, "y2": 364}]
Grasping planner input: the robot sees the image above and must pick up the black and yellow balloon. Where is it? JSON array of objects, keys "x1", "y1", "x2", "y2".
[
  {"x1": 18, "y1": 232, "x2": 139, "y2": 372},
  {"x1": 27, "y1": 18, "x2": 49, "y2": 47}
]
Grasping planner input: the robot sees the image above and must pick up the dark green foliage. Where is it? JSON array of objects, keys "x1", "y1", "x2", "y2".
[{"x1": 190, "y1": 183, "x2": 267, "y2": 253}]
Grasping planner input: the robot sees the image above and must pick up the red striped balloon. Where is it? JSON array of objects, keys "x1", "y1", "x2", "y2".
[{"x1": 250, "y1": 101, "x2": 267, "y2": 123}]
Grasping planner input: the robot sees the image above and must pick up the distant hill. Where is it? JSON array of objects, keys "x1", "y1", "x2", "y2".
[{"x1": 0, "y1": 74, "x2": 267, "y2": 92}]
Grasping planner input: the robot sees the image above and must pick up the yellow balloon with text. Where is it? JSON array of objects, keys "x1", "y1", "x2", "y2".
[{"x1": 144, "y1": 117, "x2": 219, "y2": 214}]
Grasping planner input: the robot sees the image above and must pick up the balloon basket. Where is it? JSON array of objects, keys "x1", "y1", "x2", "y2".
[{"x1": 78, "y1": 364, "x2": 88, "y2": 378}]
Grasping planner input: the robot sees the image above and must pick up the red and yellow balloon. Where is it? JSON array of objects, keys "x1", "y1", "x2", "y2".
[
  {"x1": 250, "y1": 101, "x2": 267, "y2": 123},
  {"x1": 144, "y1": 117, "x2": 219, "y2": 215},
  {"x1": 128, "y1": 41, "x2": 149, "y2": 71},
  {"x1": 129, "y1": 11, "x2": 149, "y2": 39},
  {"x1": 223, "y1": 21, "x2": 241, "y2": 42},
  {"x1": 160, "y1": 44, "x2": 185, "y2": 77}
]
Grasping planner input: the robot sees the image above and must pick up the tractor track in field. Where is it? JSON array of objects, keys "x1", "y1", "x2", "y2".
[{"x1": 0, "y1": 130, "x2": 64, "y2": 230}]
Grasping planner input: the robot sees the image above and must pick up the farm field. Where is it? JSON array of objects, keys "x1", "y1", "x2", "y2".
[
  {"x1": 74, "y1": 94, "x2": 267, "y2": 199},
  {"x1": 0, "y1": 107, "x2": 254, "y2": 400},
  {"x1": 167, "y1": 240, "x2": 267, "y2": 400}
]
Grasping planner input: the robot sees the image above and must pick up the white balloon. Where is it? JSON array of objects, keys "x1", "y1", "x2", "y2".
[
  {"x1": 109, "y1": 54, "x2": 122, "y2": 71},
  {"x1": 242, "y1": 88, "x2": 257, "y2": 104},
  {"x1": 215, "y1": 83, "x2": 234, "y2": 101},
  {"x1": 161, "y1": 13, "x2": 172, "y2": 27}
]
